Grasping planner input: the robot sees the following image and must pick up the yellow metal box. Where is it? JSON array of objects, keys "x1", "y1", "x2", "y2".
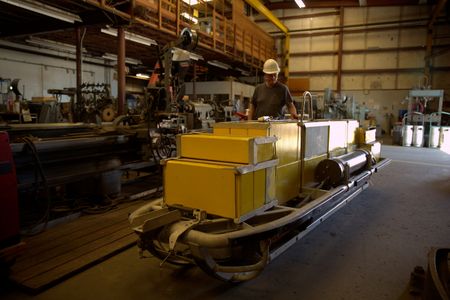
[
  {"x1": 163, "y1": 158, "x2": 277, "y2": 222},
  {"x1": 213, "y1": 121, "x2": 301, "y2": 204},
  {"x1": 356, "y1": 127, "x2": 376, "y2": 145},
  {"x1": 213, "y1": 121, "x2": 300, "y2": 164},
  {"x1": 179, "y1": 134, "x2": 276, "y2": 164}
]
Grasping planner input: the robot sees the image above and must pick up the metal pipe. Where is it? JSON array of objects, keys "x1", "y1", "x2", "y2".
[
  {"x1": 301, "y1": 91, "x2": 313, "y2": 121},
  {"x1": 75, "y1": 27, "x2": 82, "y2": 122},
  {"x1": 117, "y1": 26, "x2": 126, "y2": 116}
]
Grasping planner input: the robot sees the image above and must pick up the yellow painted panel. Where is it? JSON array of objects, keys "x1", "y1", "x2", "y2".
[
  {"x1": 302, "y1": 155, "x2": 327, "y2": 188},
  {"x1": 248, "y1": 128, "x2": 269, "y2": 137},
  {"x1": 164, "y1": 160, "x2": 237, "y2": 218},
  {"x1": 276, "y1": 162, "x2": 300, "y2": 204},
  {"x1": 237, "y1": 173, "x2": 254, "y2": 216},
  {"x1": 230, "y1": 128, "x2": 248, "y2": 136},
  {"x1": 180, "y1": 134, "x2": 274, "y2": 164},
  {"x1": 214, "y1": 128, "x2": 230, "y2": 135},
  {"x1": 330, "y1": 148, "x2": 347, "y2": 158},
  {"x1": 329, "y1": 121, "x2": 347, "y2": 151},
  {"x1": 256, "y1": 143, "x2": 275, "y2": 163},
  {"x1": 253, "y1": 169, "x2": 266, "y2": 208},
  {"x1": 266, "y1": 166, "x2": 276, "y2": 203},
  {"x1": 270, "y1": 122, "x2": 300, "y2": 165}
]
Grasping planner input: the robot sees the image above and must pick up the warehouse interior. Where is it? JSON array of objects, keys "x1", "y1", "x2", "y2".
[{"x1": 0, "y1": 0, "x2": 449, "y2": 299}]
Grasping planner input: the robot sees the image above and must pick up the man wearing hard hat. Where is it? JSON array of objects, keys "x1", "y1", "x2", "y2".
[{"x1": 248, "y1": 59, "x2": 298, "y2": 120}]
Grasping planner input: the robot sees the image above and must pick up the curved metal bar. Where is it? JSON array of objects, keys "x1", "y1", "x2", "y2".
[
  {"x1": 190, "y1": 241, "x2": 269, "y2": 282},
  {"x1": 301, "y1": 91, "x2": 314, "y2": 121}
]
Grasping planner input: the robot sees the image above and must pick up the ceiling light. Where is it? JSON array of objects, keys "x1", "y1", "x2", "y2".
[
  {"x1": 102, "y1": 53, "x2": 142, "y2": 65},
  {"x1": 26, "y1": 37, "x2": 85, "y2": 53},
  {"x1": 136, "y1": 73, "x2": 150, "y2": 79},
  {"x1": 0, "y1": 0, "x2": 82, "y2": 23},
  {"x1": 180, "y1": 12, "x2": 198, "y2": 24},
  {"x1": 207, "y1": 60, "x2": 230, "y2": 70},
  {"x1": 101, "y1": 27, "x2": 157, "y2": 46},
  {"x1": 236, "y1": 67, "x2": 251, "y2": 76},
  {"x1": 295, "y1": 0, "x2": 305, "y2": 8},
  {"x1": 182, "y1": 0, "x2": 212, "y2": 6}
]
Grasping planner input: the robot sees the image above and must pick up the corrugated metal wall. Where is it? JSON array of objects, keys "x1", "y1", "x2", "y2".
[{"x1": 255, "y1": 5, "x2": 450, "y2": 133}]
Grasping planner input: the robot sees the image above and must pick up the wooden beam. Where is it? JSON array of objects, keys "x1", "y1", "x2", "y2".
[{"x1": 428, "y1": 0, "x2": 448, "y2": 29}]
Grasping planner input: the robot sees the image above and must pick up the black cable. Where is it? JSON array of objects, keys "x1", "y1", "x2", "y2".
[{"x1": 20, "y1": 137, "x2": 52, "y2": 236}]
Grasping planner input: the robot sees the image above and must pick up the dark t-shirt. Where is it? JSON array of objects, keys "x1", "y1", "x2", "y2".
[{"x1": 251, "y1": 81, "x2": 294, "y2": 119}]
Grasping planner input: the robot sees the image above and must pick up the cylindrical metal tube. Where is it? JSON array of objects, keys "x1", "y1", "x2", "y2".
[{"x1": 315, "y1": 149, "x2": 371, "y2": 187}]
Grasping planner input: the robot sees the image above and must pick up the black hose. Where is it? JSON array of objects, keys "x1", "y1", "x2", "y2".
[{"x1": 20, "y1": 137, "x2": 52, "y2": 236}]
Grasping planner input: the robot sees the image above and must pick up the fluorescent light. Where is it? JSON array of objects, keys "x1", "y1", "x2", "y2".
[
  {"x1": 180, "y1": 12, "x2": 198, "y2": 24},
  {"x1": 136, "y1": 73, "x2": 150, "y2": 79},
  {"x1": 26, "y1": 37, "x2": 85, "y2": 53},
  {"x1": 182, "y1": 0, "x2": 212, "y2": 5},
  {"x1": 102, "y1": 53, "x2": 142, "y2": 65},
  {"x1": 207, "y1": 60, "x2": 230, "y2": 70},
  {"x1": 0, "y1": 0, "x2": 81, "y2": 23},
  {"x1": 101, "y1": 27, "x2": 157, "y2": 46},
  {"x1": 295, "y1": 0, "x2": 305, "y2": 8},
  {"x1": 236, "y1": 67, "x2": 251, "y2": 76}
]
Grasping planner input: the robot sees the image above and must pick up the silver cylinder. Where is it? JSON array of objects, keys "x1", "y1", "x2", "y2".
[
  {"x1": 429, "y1": 126, "x2": 440, "y2": 148},
  {"x1": 402, "y1": 125, "x2": 413, "y2": 147},
  {"x1": 315, "y1": 149, "x2": 371, "y2": 187},
  {"x1": 412, "y1": 125, "x2": 424, "y2": 147}
]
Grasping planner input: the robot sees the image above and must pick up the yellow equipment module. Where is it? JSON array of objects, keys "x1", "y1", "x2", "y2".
[
  {"x1": 163, "y1": 158, "x2": 277, "y2": 222},
  {"x1": 178, "y1": 134, "x2": 276, "y2": 164},
  {"x1": 213, "y1": 121, "x2": 300, "y2": 204}
]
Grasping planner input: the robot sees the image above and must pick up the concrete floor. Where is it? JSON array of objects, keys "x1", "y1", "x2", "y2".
[{"x1": 2, "y1": 143, "x2": 450, "y2": 300}]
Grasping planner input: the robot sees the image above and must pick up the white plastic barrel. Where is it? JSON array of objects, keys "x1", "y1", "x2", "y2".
[
  {"x1": 402, "y1": 125, "x2": 413, "y2": 146},
  {"x1": 413, "y1": 125, "x2": 424, "y2": 147},
  {"x1": 429, "y1": 126, "x2": 440, "y2": 148},
  {"x1": 441, "y1": 127, "x2": 450, "y2": 150}
]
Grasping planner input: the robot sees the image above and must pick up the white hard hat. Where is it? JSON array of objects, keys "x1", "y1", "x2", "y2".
[{"x1": 263, "y1": 59, "x2": 280, "y2": 74}]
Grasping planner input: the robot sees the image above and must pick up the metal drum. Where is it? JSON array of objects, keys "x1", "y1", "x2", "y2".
[
  {"x1": 402, "y1": 125, "x2": 413, "y2": 146},
  {"x1": 441, "y1": 127, "x2": 450, "y2": 150},
  {"x1": 315, "y1": 149, "x2": 371, "y2": 187},
  {"x1": 413, "y1": 125, "x2": 424, "y2": 147},
  {"x1": 392, "y1": 125, "x2": 403, "y2": 145},
  {"x1": 429, "y1": 126, "x2": 440, "y2": 148}
]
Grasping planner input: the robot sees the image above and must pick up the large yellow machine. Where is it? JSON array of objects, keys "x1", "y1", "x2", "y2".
[{"x1": 129, "y1": 119, "x2": 390, "y2": 282}]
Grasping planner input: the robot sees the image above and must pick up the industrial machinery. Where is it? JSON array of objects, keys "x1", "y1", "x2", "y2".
[
  {"x1": 129, "y1": 117, "x2": 390, "y2": 282},
  {"x1": 2, "y1": 122, "x2": 157, "y2": 234},
  {"x1": 402, "y1": 89, "x2": 447, "y2": 148}
]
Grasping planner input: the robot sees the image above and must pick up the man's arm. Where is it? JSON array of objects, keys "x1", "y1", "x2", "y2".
[
  {"x1": 248, "y1": 103, "x2": 255, "y2": 120},
  {"x1": 287, "y1": 102, "x2": 298, "y2": 119}
]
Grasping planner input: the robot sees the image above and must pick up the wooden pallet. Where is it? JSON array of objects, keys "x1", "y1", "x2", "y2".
[{"x1": 9, "y1": 200, "x2": 148, "y2": 293}]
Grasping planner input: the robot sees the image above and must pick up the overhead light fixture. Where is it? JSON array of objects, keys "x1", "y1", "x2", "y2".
[
  {"x1": 180, "y1": 12, "x2": 198, "y2": 24},
  {"x1": 102, "y1": 53, "x2": 142, "y2": 65},
  {"x1": 295, "y1": 0, "x2": 306, "y2": 8},
  {"x1": 182, "y1": 0, "x2": 212, "y2": 6},
  {"x1": 207, "y1": 60, "x2": 230, "y2": 70},
  {"x1": 101, "y1": 27, "x2": 157, "y2": 46},
  {"x1": 236, "y1": 67, "x2": 251, "y2": 76},
  {"x1": 136, "y1": 73, "x2": 150, "y2": 79},
  {"x1": 26, "y1": 37, "x2": 85, "y2": 53},
  {"x1": 0, "y1": 0, "x2": 82, "y2": 23}
]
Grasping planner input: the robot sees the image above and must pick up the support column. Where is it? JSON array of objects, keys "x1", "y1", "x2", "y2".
[
  {"x1": 75, "y1": 27, "x2": 82, "y2": 122},
  {"x1": 337, "y1": 6, "x2": 344, "y2": 93},
  {"x1": 424, "y1": 28, "x2": 433, "y2": 82},
  {"x1": 117, "y1": 26, "x2": 126, "y2": 116}
]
